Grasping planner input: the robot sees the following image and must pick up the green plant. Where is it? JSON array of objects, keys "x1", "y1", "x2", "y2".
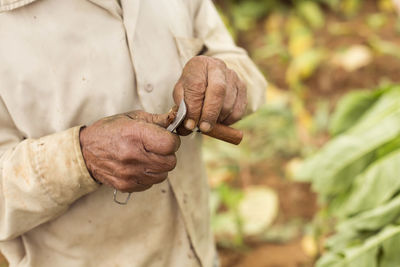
[{"x1": 295, "y1": 85, "x2": 400, "y2": 266}]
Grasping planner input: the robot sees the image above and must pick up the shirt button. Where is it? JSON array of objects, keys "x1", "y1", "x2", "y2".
[{"x1": 145, "y1": 84, "x2": 153, "y2": 92}]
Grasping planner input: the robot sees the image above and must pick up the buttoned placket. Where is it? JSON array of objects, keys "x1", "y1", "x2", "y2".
[
  {"x1": 82, "y1": 1, "x2": 204, "y2": 266},
  {"x1": 118, "y1": 3, "x2": 204, "y2": 266}
]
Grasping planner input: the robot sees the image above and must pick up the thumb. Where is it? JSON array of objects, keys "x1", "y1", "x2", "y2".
[
  {"x1": 124, "y1": 110, "x2": 172, "y2": 129},
  {"x1": 150, "y1": 112, "x2": 172, "y2": 128}
]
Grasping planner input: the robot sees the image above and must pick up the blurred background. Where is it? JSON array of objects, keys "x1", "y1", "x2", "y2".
[
  {"x1": 204, "y1": 0, "x2": 400, "y2": 266},
  {"x1": 1, "y1": 1, "x2": 400, "y2": 267}
]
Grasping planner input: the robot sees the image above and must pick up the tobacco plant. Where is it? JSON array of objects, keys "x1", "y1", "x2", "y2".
[{"x1": 295, "y1": 85, "x2": 400, "y2": 267}]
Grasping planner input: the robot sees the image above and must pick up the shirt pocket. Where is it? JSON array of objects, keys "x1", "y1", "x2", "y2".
[
  {"x1": 173, "y1": 36, "x2": 207, "y2": 67},
  {"x1": 0, "y1": 0, "x2": 39, "y2": 12}
]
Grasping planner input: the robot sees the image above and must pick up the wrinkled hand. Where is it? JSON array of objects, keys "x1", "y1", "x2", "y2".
[
  {"x1": 79, "y1": 111, "x2": 180, "y2": 193},
  {"x1": 173, "y1": 56, "x2": 247, "y2": 134}
]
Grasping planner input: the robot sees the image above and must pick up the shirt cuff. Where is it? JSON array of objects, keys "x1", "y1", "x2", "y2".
[{"x1": 30, "y1": 126, "x2": 100, "y2": 206}]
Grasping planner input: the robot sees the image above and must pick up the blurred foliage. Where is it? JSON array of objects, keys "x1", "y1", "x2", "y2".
[
  {"x1": 295, "y1": 85, "x2": 400, "y2": 266},
  {"x1": 209, "y1": 1, "x2": 400, "y2": 265},
  {"x1": 216, "y1": 0, "x2": 397, "y2": 94},
  {"x1": 204, "y1": 86, "x2": 330, "y2": 248}
]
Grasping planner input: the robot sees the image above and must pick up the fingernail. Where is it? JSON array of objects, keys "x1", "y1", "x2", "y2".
[
  {"x1": 185, "y1": 119, "x2": 196, "y2": 130},
  {"x1": 200, "y1": 122, "x2": 211, "y2": 133}
]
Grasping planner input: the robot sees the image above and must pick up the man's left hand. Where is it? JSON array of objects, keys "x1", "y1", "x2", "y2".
[{"x1": 173, "y1": 56, "x2": 247, "y2": 134}]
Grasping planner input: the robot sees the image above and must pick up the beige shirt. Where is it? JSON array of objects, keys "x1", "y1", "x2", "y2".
[{"x1": 0, "y1": 0, "x2": 267, "y2": 266}]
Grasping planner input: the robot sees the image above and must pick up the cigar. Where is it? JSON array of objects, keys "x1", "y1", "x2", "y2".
[
  {"x1": 202, "y1": 124, "x2": 243, "y2": 145},
  {"x1": 166, "y1": 107, "x2": 243, "y2": 145}
]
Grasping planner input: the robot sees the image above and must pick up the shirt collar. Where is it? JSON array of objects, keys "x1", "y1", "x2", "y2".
[{"x1": 0, "y1": 0, "x2": 39, "y2": 12}]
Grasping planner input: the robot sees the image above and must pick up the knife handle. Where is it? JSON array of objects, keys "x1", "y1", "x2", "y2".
[{"x1": 202, "y1": 124, "x2": 243, "y2": 145}]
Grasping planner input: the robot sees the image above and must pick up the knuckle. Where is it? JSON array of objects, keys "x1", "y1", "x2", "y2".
[
  {"x1": 155, "y1": 172, "x2": 168, "y2": 184},
  {"x1": 212, "y1": 82, "x2": 227, "y2": 97},
  {"x1": 237, "y1": 76, "x2": 245, "y2": 86},
  {"x1": 117, "y1": 147, "x2": 134, "y2": 162},
  {"x1": 212, "y1": 57, "x2": 227, "y2": 68},
  {"x1": 193, "y1": 55, "x2": 208, "y2": 63},
  {"x1": 228, "y1": 108, "x2": 246, "y2": 124},
  {"x1": 230, "y1": 113, "x2": 241, "y2": 123},
  {"x1": 185, "y1": 56, "x2": 207, "y2": 71},
  {"x1": 243, "y1": 96, "x2": 248, "y2": 109},
  {"x1": 239, "y1": 81, "x2": 247, "y2": 92},
  {"x1": 143, "y1": 172, "x2": 167, "y2": 185},
  {"x1": 202, "y1": 109, "x2": 220, "y2": 123},
  {"x1": 118, "y1": 167, "x2": 134, "y2": 181},
  {"x1": 166, "y1": 134, "x2": 180, "y2": 152},
  {"x1": 186, "y1": 81, "x2": 206, "y2": 94},
  {"x1": 166, "y1": 155, "x2": 177, "y2": 171},
  {"x1": 221, "y1": 104, "x2": 232, "y2": 116},
  {"x1": 229, "y1": 69, "x2": 239, "y2": 80},
  {"x1": 159, "y1": 133, "x2": 174, "y2": 151},
  {"x1": 115, "y1": 180, "x2": 130, "y2": 192}
]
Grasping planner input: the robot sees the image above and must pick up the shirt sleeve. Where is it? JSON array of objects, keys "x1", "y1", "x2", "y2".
[
  {"x1": 192, "y1": 0, "x2": 267, "y2": 114},
  {"x1": 0, "y1": 98, "x2": 99, "y2": 241}
]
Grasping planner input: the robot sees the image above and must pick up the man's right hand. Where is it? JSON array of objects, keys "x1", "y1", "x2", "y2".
[{"x1": 79, "y1": 111, "x2": 181, "y2": 193}]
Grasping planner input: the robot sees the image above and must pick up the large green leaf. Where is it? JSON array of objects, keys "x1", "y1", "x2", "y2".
[
  {"x1": 295, "y1": 111, "x2": 400, "y2": 195},
  {"x1": 317, "y1": 225, "x2": 400, "y2": 267},
  {"x1": 295, "y1": 88, "x2": 400, "y2": 196},
  {"x1": 324, "y1": 229, "x2": 371, "y2": 252},
  {"x1": 303, "y1": 86, "x2": 400, "y2": 266},
  {"x1": 349, "y1": 87, "x2": 400, "y2": 133},
  {"x1": 337, "y1": 194, "x2": 400, "y2": 232},
  {"x1": 317, "y1": 244, "x2": 378, "y2": 267},
  {"x1": 338, "y1": 150, "x2": 400, "y2": 217},
  {"x1": 380, "y1": 232, "x2": 400, "y2": 267},
  {"x1": 329, "y1": 88, "x2": 386, "y2": 136}
]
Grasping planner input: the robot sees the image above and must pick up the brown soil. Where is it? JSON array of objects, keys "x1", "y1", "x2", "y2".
[
  {"x1": 219, "y1": 163, "x2": 318, "y2": 267},
  {"x1": 219, "y1": 240, "x2": 313, "y2": 267},
  {"x1": 251, "y1": 164, "x2": 318, "y2": 222},
  {"x1": 254, "y1": 0, "x2": 400, "y2": 103}
]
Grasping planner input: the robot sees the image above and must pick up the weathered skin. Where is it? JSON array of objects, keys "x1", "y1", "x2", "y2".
[
  {"x1": 80, "y1": 56, "x2": 247, "y2": 193},
  {"x1": 173, "y1": 56, "x2": 248, "y2": 135},
  {"x1": 79, "y1": 111, "x2": 181, "y2": 193}
]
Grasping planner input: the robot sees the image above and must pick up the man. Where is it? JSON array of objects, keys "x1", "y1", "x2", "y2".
[{"x1": 0, "y1": 0, "x2": 266, "y2": 266}]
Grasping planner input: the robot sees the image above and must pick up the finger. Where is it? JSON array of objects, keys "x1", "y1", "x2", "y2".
[
  {"x1": 140, "y1": 171, "x2": 168, "y2": 185},
  {"x1": 140, "y1": 122, "x2": 181, "y2": 155},
  {"x1": 95, "y1": 167, "x2": 151, "y2": 193},
  {"x1": 176, "y1": 126, "x2": 192, "y2": 136},
  {"x1": 119, "y1": 178, "x2": 152, "y2": 193},
  {"x1": 119, "y1": 161, "x2": 170, "y2": 186},
  {"x1": 219, "y1": 70, "x2": 238, "y2": 122},
  {"x1": 199, "y1": 60, "x2": 227, "y2": 132},
  {"x1": 223, "y1": 79, "x2": 248, "y2": 126},
  {"x1": 96, "y1": 161, "x2": 161, "y2": 188},
  {"x1": 115, "y1": 161, "x2": 169, "y2": 186},
  {"x1": 91, "y1": 158, "x2": 122, "y2": 178},
  {"x1": 143, "y1": 153, "x2": 177, "y2": 173},
  {"x1": 124, "y1": 111, "x2": 171, "y2": 129},
  {"x1": 150, "y1": 113, "x2": 172, "y2": 129},
  {"x1": 173, "y1": 80, "x2": 184, "y2": 105},
  {"x1": 181, "y1": 59, "x2": 208, "y2": 131}
]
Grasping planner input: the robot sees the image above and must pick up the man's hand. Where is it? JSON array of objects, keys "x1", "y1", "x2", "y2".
[
  {"x1": 173, "y1": 56, "x2": 247, "y2": 134},
  {"x1": 79, "y1": 111, "x2": 180, "y2": 193}
]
